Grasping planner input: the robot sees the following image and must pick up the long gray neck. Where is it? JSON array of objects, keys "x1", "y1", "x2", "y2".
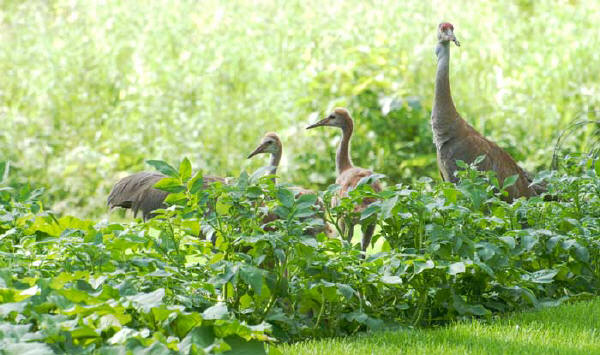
[
  {"x1": 336, "y1": 122, "x2": 354, "y2": 175},
  {"x1": 268, "y1": 150, "x2": 281, "y2": 183},
  {"x1": 432, "y1": 42, "x2": 460, "y2": 146}
]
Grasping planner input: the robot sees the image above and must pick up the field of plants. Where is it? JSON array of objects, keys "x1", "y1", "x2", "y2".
[{"x1": 1, "y1": 0, "x2": 600, "y2": 353}]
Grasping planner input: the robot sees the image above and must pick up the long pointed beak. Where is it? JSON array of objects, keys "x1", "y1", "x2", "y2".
[
  {"x1": 247, "y1": 143, "x2": 266, "y2": 159},
  {"x1": 306, "y1": 118, "x2": 328, "y2": 130},
  {"x1": 448, "y1": 30, "x2": 460, "y2": 46}
]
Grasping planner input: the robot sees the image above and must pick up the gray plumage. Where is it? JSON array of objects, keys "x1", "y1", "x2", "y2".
[
  {"x1": 432, "y1": 23, "x2": 544, "y2": 201},
  {"x1": 107, "y1": 171, "x2": 224, "y2": 220}
]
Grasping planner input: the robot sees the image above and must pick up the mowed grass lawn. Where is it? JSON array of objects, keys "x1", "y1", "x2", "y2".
[{"x1": 281, "y1": 298, "x2": 600, "y2": 355}]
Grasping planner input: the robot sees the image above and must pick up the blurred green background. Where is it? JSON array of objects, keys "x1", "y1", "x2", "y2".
[{"x1": 1, "y1": 0, "x2": 599, "y2": 218}]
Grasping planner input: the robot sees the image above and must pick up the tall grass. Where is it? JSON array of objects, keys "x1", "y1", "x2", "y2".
[{"x1": 1, "y1": 0, "x2": 599, "y2": 217}]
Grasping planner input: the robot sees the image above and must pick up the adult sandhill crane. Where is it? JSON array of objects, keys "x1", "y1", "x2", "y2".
[
  {"x1": 306, "y1": 108, "x2": 382, "y2": 253},
  {"x1": 432, "y1": 22, "x2": 544, "y2": 201},
  {"x1": 248, "y1": 132, "x2": 330, "y2": 234},
  {"x1": 107, "y1": 171, "x2": 224, "y2": 221}
]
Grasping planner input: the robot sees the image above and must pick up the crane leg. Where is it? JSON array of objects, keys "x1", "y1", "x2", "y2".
[
  {"x1": 345, "y1": 223, "x2": 355, "y2": 244},
  {"x1": 361, "y1": 223, "x2": 375, "y2": 254}
]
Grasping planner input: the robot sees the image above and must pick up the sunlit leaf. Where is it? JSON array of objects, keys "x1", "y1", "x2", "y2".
[{"x1": 147, "y1": 160, "x2": 179, "y2": 178}]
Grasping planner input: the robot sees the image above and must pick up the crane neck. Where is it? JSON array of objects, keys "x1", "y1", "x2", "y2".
[
  {"x1": 336, "y1": 122, "x2": 354, "y2": 175},
  {"x1": 268, "y1": 149, "x2": 281, "y2": 184},
  {"x1": 433, "y1": 42, "x2": 459, "y2": 120},
  {"x1": 432, "y1": 42, "x2": 461, "y2": 146}
]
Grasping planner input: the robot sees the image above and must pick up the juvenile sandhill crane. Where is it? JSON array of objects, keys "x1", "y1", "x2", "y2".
[
  {"x1": 248, "y1": 132, "x2": 330, "y2": 234},
  {"x1": 432, "y1": 22, "x2": 544, "y2": 201},
  {"x1": 306, "y1": 108, "x2": 382, "y2": 253},
  {"x1": 107, "y1": 171, "x2": 224, "y2": 220},
  {"x1": 247, "y1": 132, "x2": 283, "y2": 183},
  {"x1": 248, "y1": 132, "x2": 320, "y2": 196}
]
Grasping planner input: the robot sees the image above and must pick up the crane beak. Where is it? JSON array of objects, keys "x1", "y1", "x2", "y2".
[
  {"x1": 306, "y1": 118, "x2": 328, "y2": 129},
  {"x1": 247, "y1": 143, "x2": 266, "y2": 159},
  {"x1": 448, "y1": 30, "x2": 460, "y2": 46}
]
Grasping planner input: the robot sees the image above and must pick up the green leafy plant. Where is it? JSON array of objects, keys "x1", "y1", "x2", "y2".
[{"x1": 1, "y1": 156, "x2": 599, "y2": 352}]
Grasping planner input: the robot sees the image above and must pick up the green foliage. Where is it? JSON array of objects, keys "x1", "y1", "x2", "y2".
[
  {"x1": 1, "y1": 0, "x2": 600, "y2": 217},
  {"x1": 1, "y1": 156, "x2": 599, "y2": 352}
]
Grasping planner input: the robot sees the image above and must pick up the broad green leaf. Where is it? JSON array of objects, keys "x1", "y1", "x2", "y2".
[
  {"x1": 502, "y1": 174, "x2": 519, "y2": 189},
  {"x1": 178, "y1": 326, "x2": 216, "y2": 354},
  {"x1": 455, "y1": 160, "x2": 468, "y2": 169},
  {"x1": 154, "y1": 177, "x2": 185, "y2": 193},
  {"x1": 452, "y1": 294, "x2": 490, "y2": 316},
  {"x1": 360, "y1": 204, "x2": 379, "y2": 221},
  {"x1": 448, "y1": 262, "x2": 466, "y2": 275},
  {"x1": 71, "y1": 325, "x2": 99, "y2": 339},
  {"x1": 336, "y1": 284, "x2": 355, "y2": 300},
  {"x1": 189, "y1": 171, "x2": 206, "y2": 194},
  {"x1": 202, "y1": 303, "x2": 228, "y2": 320},
  {"x1": 528, "y1": 269, "x2": 558, "y2": 284},
  {"x1": 413, "y1": 260, "x2": 434, "y2": 274},
  {"x1": 164, "y1": 191, "x2": 187, "y2": 204},
  {"x1": 179, "y1": 157, "x2": 192, "y2": 182},
  {"x1": 573, "y1": 243, "x2": 590, "y2": 263},
  {"x1": 499, "y1": 236, "x2": 516, "y2": 249},
  {"x1": 240, "y1": 266, "x2": 264, "y2": 296},
  {"x1": 381, "y1": 275, "x2": 402, "y2": 285},
  {"x1": 146, "y1": 160, "x2": 179, "y2": 177},
  {"x1": 296, "y1": 193, "x2": 317, "y2": 207},
  {"x1": 0, "y1": 302, "x2": 26, "y2": 317},
  {"x1": 473, "y1": 155, "x2": 486, "y2": 165},
  {"x1": 223, "y1": 336, "x2": 266, "y2": 355},
  {"x1": 3, "y1": 343, "x2": 53, "y2": 355},
  {"x1": 273, "y1": 206, "x2": 290, "y2": 219},
  {"x1": 277, "y1": 188, "x2": 295, "y2": 208},
  {"x1": 380, "y1": 195, "x2": 398, "y2": 219},
  {"x1": 126, "y1": 289, "x2": 165, "y2": 313},
  {"x1": 173, "y1": 313, "x2": 203, "y2": 338}
]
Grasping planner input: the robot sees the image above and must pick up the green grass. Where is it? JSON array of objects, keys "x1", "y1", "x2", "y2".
[{"x1": 281, "y1": 299, "x2": 600, "y2": 355}]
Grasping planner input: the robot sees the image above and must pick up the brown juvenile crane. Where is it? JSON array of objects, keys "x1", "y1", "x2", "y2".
[
  {"x1": 248, "y1": 132, "x2": 330, "y2": 234},
  {"x1": 306, "y1": 108, "x2": 382, "y2": 253},
  {"x1": 107, "y1": 171, "x2": 224, "y2": 221},
  {"x1": 432, "y1": 22, "x2": 544, "y2": 201}
]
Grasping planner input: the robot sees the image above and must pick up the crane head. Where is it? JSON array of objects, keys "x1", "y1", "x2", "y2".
[
  {"x1": 438, "y1": 22, "x2": 460, "y2": 46},
  {"x1": 306, "y1": 107, "x2": 351, "y2": 129},
  {"x1": 247, "y1": 132, "x2": 282, "y2": 159}
]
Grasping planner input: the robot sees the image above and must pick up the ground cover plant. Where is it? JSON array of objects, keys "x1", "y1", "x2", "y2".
[{"x1": 0, "y1": 154, "x2": 599, "y2": 353}]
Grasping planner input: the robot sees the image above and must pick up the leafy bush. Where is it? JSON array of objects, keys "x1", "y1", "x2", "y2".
[{"x1": 1, "y1": 156, "x2": 599, "y2": 352}]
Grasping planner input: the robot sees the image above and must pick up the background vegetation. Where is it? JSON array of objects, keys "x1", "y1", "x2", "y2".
[{"x1": 1, "y1": 0, "x2": 599, "y2": 218}]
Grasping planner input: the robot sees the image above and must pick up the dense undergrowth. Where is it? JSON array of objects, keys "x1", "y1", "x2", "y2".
[{"x1": 0, "y1": 155, "x2": 599, "y2": 353}]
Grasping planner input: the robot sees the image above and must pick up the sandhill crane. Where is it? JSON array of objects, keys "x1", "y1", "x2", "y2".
[
  {"x1": 306, "y1": 108, "x2": 382, "y2": 253},
  {"x1": 107, "y1": 171, "x2": 224, "y2": 220},
  {"x1": 248, "y1": 132, "x2": 320, "y2": 195},
  {"x1": 432, "y1": 22, "x2": 545, "y2": 201},
  {"x1": 248, "y1": 132, "x2": 331, "y2": 235},
  {"x1": 247, "y1": 132, "x2": 282, "y2": 182}
]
